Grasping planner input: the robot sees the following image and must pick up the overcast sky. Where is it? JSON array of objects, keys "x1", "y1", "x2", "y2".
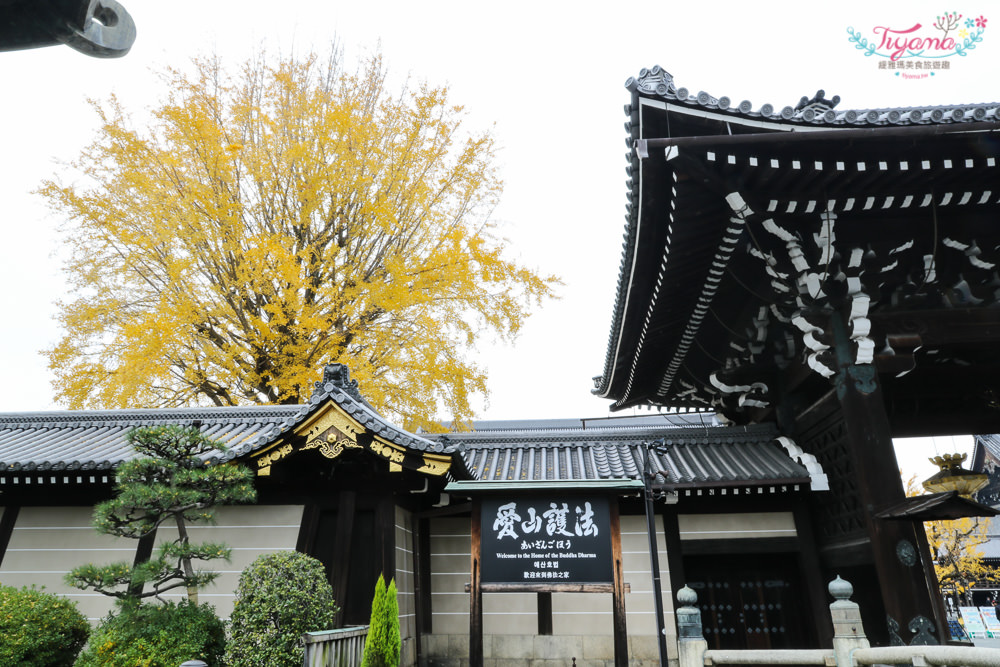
[{"x1": 1, "y1": 1, "x2": 996, "y2": 479}]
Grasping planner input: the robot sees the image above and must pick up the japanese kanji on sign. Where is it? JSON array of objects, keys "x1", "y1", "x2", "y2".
[{"x1": 480, "y1": 496, "x2": 613, "y2": 584}]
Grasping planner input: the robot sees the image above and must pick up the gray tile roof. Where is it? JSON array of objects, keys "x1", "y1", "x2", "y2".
[
  {"x1": 977, "y1": 434, "x2": 1000, "y2": 463},
  {"x1": 0, "y1": 406, "x2": 297, "y2": 472},
  {"x1": 432, "y1": 419, "x2": 817, "y2": 489},
  {"x1": 0, "y1": 364, "x2": 447, "y2": 473},
  {"x1": 627, "y1": 66, "x2": 999, "y2": 128},
  {"x1": 0, "y1": 364, "x2": 821, "y2": 492}
]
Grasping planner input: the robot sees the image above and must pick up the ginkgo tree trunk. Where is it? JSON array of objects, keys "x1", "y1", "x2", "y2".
[{"x1": 40, "y1": 48, "x2": 557, "y2": 431}]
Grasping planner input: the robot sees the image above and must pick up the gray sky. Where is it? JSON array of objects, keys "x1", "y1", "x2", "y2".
[{"x1": 1, "y1": 1, "x2": 996, "y2": 478}]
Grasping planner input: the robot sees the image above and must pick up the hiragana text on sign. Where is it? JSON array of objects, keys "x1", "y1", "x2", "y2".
[{"x1": 480, "y1": 496, "x2": 613, "y2": 585}]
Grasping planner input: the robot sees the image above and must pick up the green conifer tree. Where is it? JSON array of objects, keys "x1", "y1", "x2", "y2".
[
  {"x1": 385, "y1": 578, "x2": 401, "y2": 666},
  {"x1": 362, "y1": 575, "x2": 395, "y2": 667},
  {"x1": 66, "y1": 425, "x2": 256, "y2": 605}
]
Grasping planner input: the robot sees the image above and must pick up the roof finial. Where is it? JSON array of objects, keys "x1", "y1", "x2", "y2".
[{"x1": 315, "y1": 363, "x2": 363, "y2": 402}]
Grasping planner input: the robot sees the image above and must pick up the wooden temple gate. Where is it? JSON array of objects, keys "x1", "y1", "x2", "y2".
[{"x1": 593, "y1": 66, "x2": 1000, "y2": 646}]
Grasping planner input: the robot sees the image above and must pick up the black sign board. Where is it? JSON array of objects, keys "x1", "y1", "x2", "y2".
[{"x1": 480, "y1": 496, "x2": 613, "y2": 584}]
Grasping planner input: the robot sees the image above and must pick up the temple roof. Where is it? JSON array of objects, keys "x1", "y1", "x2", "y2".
[
  {"x1": 595, "y1": 67, "x2": 1000, "y2": 433},
  {"x1": 431, "y1": 416, "x2": 825, "y2": 492},
  {"x1": 624, "y1": 65, "x2": 999, "y2": 128},
  {"x1": 0, "y1": 364, "x2": 448, "y2": 475},
  {"x1": 0, "y1": 377, "x2": 826, "y2": 493},
  {"x1": 0, "y1": 405, "x2": 297, "y2": 472}
]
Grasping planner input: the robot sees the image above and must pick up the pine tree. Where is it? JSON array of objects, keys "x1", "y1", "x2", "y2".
[{"x1": 65, "y1": 425, "x2": 256, "y2": 604}]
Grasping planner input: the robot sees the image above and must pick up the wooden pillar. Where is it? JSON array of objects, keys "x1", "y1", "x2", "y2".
[
  {"x1": 793, "y1": 502, "x2": 832, "y2": 647},
  {"x1": 376, "y1": 493, "x2": 396, "y2": 581},
  {"x1": 662, "y1": 506, "x2": 685, "y2": 604},
  {"x1": 537, "y1": 592, "x2": 553, "y2": 635},
  {"x1": 470, "y1": 498, "x2": 483, "y2": 667},
  {"x1": 414, "y1": 516, "x2": 432, "y2": 665},
  {"x1": 295, "y1": 501, "x2": 321, "y2": 554},
  {"x1": 830, "y1": 313, "x2": 944, "y2": 644},
  {"x1": 330, "y1": 490, "x2": 357, "y2": 628},
  {"x1": 610, "y1": 501, "x2": 628, "y2": 667},
  {"x1": 0, "y1": 506, "x2": 20, "y2": 568}
]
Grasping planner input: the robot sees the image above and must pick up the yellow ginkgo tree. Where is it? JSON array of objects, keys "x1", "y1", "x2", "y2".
[
  {"x1": 40, "y1": 49, "x2": 557, "y2": 430},
  {"x1": 906, "y1": 475, "x2": 998, "y2": 607},
  {"x1": 926, "y1": 516, "x2": 995, "y2": 607}
]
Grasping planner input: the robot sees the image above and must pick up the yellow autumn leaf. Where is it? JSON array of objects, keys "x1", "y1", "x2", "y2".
[{"x1": 39, "y1": 47, "x2": 558, "y2": 431}]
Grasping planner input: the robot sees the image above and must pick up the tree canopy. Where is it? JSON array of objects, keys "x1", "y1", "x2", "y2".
[
  {"x1": 905, "y1": 475, "x2": 997, "y2": 606},
  {"x1": 41, "y1": 49, "x2": 556, "y2": 430}
]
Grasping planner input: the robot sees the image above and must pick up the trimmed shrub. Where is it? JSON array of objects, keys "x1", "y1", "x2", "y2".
[
  {"x1": 73, "y1": 600, "x2": 225, "y2": 667},
  {"x1": 225, "y1": 551, "x2": 339, "y2": 667},
  {"x1": 362, "y1": 575, "x2": 400, "y2": 667},
  {"x1": 0, "y1": 584, "x2": 89, "y2": 667}
]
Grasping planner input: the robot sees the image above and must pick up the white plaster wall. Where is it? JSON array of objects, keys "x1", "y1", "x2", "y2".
[
  {"x1": 0, "y1": 506, "x2": 137, "y2": 621},
  {"x1": 151, "y1": 504, "x2": 304, "y2": 618}
]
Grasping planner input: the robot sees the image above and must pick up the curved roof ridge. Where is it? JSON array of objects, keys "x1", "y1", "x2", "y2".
[
  {"x1": 0, "y1": 404, "x2": 301, "y2": 425},
  {"x1": 626, "y1": 65, "x2": 1000, "y2": 128}
]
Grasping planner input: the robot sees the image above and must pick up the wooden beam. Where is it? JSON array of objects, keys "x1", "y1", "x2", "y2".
[
  {"x1": 416, "y1": 502, "x2": 472, "y2": 519},
  {"x1": 871, "y1": 308, "x2": 1000, "y2": 346}
]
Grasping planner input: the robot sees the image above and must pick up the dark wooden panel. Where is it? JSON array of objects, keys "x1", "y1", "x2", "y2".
[
  {"x1": 0, "y1": 506, "x2": 20, "y2": 568},
  {"x1": 681, "y1": 537, "x2": 800, "y2": 556},
  {"x1": 537, "y1": 592, "x2": 552, "y2": 635},
  {"x1": 330, "y1": 490, "x2": 357, "y2": 628}
]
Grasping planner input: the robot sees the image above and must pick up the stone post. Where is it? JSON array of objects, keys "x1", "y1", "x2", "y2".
[
  {"x1": 829, "y1": 576, "x2": 869, "y2": 667},
  {"x1": 676, "y1": 585, "x2": 708, "y2": 667}
]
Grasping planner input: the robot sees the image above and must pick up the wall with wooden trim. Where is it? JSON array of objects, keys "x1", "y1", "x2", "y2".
[
  {"x1": 395, "y1": 505, "x2": 417, "y2": 666},
  {"x1": 153, "y1": 504, "x2": 303, "y2": 618},
  {"x1": 0, "y1": 506, "x2": 137, "y2": 621}
]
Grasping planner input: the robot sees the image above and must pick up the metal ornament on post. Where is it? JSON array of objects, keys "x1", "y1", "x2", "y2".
[
  {"x1": 642, "y1": 439, "x2": 670, "y2": 667},
  {"x1": 923, "y1": 453, "x2": 988, "y2": 497}
]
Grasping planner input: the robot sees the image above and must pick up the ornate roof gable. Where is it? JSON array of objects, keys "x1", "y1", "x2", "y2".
[{"x1": 0, "y1": 364, "x2": 457, "y2": 481}]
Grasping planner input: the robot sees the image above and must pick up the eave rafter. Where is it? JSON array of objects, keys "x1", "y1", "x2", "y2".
[{"x1": 620, "y1": 133, "x2": 1000, "y2": 422}]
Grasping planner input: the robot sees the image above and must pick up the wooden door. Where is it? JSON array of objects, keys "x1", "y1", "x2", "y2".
[{"x1": 684, "y1": 552, "x2": 808, "y2": 650}]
